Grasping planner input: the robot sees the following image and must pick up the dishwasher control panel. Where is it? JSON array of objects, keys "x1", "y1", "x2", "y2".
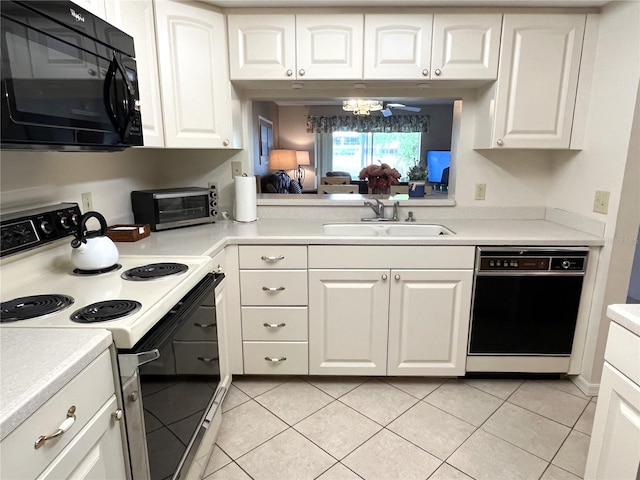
[{"x1": 477, "y1": 248, "x2": 588, "y2": 273}]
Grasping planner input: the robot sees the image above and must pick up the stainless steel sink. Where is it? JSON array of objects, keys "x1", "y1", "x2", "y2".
[{"x1": 322, "y1": 223, "x2": 455, "y2": 236}]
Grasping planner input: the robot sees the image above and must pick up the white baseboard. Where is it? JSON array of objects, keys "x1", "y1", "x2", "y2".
[{"x1": 572, "y1": 374, "x2": 600, "y2": 396}]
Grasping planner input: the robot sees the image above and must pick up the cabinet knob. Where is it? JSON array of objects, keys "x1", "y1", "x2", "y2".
[
  {"x1": 382, "y1": 274, "x2": 388, "y2": 280},
  {"x1": 223, "y1": 139, "x2": 230, "y2": 147},
  {"x1": 286, "y1": 69, "x2": 293, "y2": 77},
  {"x1": 129, "y1": 391, "x2": 139, "y2": 402},
  {"x1": 395, "y1": 274, "x2": 401, "y2": 280},
  {"x1": 435, "y1": 69, "x2": 442, "y2": 76},
  {"x1": 298, "y1": 69, "x2": 306, "y2": 76},
  {"x1": 216, "y1": 264, "x2": 223, "y2": 273},
  {"x1": 497, "y1": 139, "x2": 504, "y2": 147},
  {"x1": 112, "y1": 409, "x2": 123, "y2": 421},
  {"x1": 421, "y1": 69, "x2": 429, "y2": 76}
]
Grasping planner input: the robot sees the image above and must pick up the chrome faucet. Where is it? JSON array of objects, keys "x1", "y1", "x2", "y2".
[
  {"x1": 364, "y1": 199, "x2": 385, "y2": 218},
  {"x1": 362, "y1": 200, "x2": 400, "y2": 222}
]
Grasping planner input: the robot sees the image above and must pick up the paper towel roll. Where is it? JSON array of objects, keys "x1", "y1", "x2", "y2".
[{"x1": 234, "y1": 175, "x2": 257, "y2": 222}]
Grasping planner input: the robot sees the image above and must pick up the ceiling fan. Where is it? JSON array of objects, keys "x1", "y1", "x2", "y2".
[{"x1": 381, "y1": 103, "x2": 422, "y2": 117}]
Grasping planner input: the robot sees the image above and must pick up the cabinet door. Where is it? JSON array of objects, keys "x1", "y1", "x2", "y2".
[
  {"x1": 105, "y1": 0, "x2": 165, "y2": 147},
  {"x1": 493, "y1": 14, "x2": 585, "y2": 148},
  {"x1": 309, "y1": 270, "x2": 389, "y2": 375},
  {"x1": 431, "y1": 14, "x2": 502, "y2": 80},
  {"x1": 296, "y1": 14, "x2": 364, "y2": 80},
  {"x1": 37, "y1": 396, "x2": 127, "y2": 480},
  {"x1": 228, "y1": 15, "x2": 296, "y2": 80},
  {"x1": 585, "y1": 362, "x2": 640, "y2": 479},
  {"x1": 387, "y1": 269, "x2": 473, "y2": 376},
  {"x1": 363, "y1": 14, "x2": 432, "y2": 80},
  {"x1": 154, "y1": 1, "x2": 231, "y2": 148}
]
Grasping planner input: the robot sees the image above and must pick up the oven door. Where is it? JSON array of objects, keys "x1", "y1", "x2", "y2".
[
  {"x1": 118, "y1": 273, "x2": 224, "y2": 480},
  {"x1": 0, "y1": 1, "x2": 142, "y2": 150}
]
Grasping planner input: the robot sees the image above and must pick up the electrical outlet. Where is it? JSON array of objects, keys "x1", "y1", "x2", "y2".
[
  {"x1": 593, "y1": 190, "x2": 610, "y2": 214},
  {"x1": 81, "y1": 192, "x2": 93, "y2": 211},
  {"x1": 231, "y1": 161, "x2": 242, "y2": 179},
  {"x1": 475, "y1": 183, "x2": 486, "y2": 201}
]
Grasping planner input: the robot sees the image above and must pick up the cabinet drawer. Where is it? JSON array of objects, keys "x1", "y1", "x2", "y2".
[
  {"x1": 239, "y1": 245, "x2": 307, "y2": 269},
  {"x1": 173, "y1": 341, "x2": 219, "y2": 375},
  {"x1": 243, "y1": 342, "x2": 308, "y2": 374},
  {"x1": 0, "y1": 350, "x2": 114, "y2": 480},
  {"x1": 174, "y1": 306, "x2": 217, "y2": 341},
  {"x1": 242, "y1": 307, "x2": 308, "y2": 341},
  {"x1": 240, "y1": 271, "x2": 308, "y2": 306}
]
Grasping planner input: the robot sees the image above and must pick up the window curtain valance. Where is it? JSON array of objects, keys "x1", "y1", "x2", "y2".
[{"x1": 306, "y1": 114, "x2": 430, "y2": 134}]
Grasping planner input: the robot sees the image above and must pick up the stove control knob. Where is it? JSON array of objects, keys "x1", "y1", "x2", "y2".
[
  {"x1": 40, "y1": 220, "x2": 53, "y2": 235},
  {"x1": 58, "y1": 216, "x2": 72, "y2": 230},
  {"x1": 561, "y1": 260, "x2": 571, "y2": 269}
]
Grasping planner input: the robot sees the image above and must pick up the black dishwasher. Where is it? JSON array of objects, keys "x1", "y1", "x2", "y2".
[{"x1": 468, "y1": 247, "x2": 588, "y2": 363}]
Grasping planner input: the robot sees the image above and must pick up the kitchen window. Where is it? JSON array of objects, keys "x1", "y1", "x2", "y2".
[{"x1": 320, "y1": 131, "x2": 422, "y2": 180}]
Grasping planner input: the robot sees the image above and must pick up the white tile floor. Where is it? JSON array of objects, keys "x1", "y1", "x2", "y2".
[{"x1": 204, "y1": 376, "x2": 594, "y2": 480}]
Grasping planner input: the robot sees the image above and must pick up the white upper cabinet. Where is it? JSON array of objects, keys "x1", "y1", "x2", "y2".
[
  {"x1": 296, "y1": 14, "x2": 364, "y2": 79},
  {"x1": 363, "y1": 14, "x2": 433, "y2": 80},
  {"x1": 228, "y1": 14, "x2": 296, "y2": 80},
  {"x1": 155, "y1": 1, "x2": 234, "y2": 148},
  {"x1": 431, "y1": 14, "x2": 502, "y2": 80},
  {"x1": 476, "y1": 14, "x2": 586, "y2": 149},
  {"x1": 105, "y1": 0, "x2": 165, "y2": 147}
]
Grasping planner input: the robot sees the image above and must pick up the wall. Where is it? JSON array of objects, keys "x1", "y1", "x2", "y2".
[
  {"x1": 629, "y1": 228, "x2": 640, "y2": 302},
  {"x1": 0, "y1": 149, "x2": 159, "y2": 224},
  {"x1": 545, "y1": 1, "x2": 640, "y2": 386}
]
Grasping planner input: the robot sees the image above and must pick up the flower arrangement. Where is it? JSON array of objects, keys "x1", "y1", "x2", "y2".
[
  {"x1": 406, "y1": 161, "x2": 427, "y2": 181},
  {"x1": 358, "y1": 163, "x2": 401, "y2": 192}
]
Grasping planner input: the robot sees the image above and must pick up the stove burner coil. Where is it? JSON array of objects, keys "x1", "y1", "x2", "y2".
[
  {"x1": 121, "y1": 262, "x2": 188, "y2": 281},
  {"x1": 70, "y1": 300, "x2": 142, "y2": 323},
  {"x1": 73, "y1": 264, "x2": 122, "y2": 276},
  {"x1": 1, "y1": 294, "x2": 75, "y2": 322}
]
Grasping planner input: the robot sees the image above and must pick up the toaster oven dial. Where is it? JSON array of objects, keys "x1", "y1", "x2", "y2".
[{"x1": 58, "y1": 215, "x2": 72, "y2": 230}]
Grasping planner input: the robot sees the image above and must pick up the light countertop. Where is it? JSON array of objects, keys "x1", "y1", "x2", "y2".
[
  {"x1": 115, "y1": 217, "x2": 605, "y2": 258},
  {"x1": 0, "y1": 328, "x2": 112, "y2": 441},
  {"x1": 607, "y1": 304, "x2": 640, "y2": 337}
]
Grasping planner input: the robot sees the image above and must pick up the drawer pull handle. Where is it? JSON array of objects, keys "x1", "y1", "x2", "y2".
[
  {"x1": 35, "y1": 406, "x2": 76, "y2": 449},
  {"x1": 197, "y1": 356, "x2": 219, "y2": 363},
  {"x1": 194, "y1": 322, "x2": 216, "y2": 328},
  {"x1": 261, "y1": 255, "x2": 285, "y2": 262},
  {"x1": 262, "y1": 286, "x2": 285, "y2": 292},
  {"x1": 263, "y1": 322, "x2": 286, "y2": 329},
  {"x1": 264, "y1": 356, "x2": 287, "y2": 363}
]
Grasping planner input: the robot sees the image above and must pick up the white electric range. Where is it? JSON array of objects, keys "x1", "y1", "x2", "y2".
[{"x1": 0, "y1": 203, "x2": 213, "y2": 348}]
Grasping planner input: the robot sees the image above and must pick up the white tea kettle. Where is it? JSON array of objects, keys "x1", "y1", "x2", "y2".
[{"x1": 70, "y1": 211, "x2": 119, "y2": 271}]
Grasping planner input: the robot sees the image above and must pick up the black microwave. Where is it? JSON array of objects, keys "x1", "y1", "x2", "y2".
[
  {"x1": 1, "y1": 1, "x2": 143, "y2": 151},
  {"x1": 131, "y1": 188, "x2": 216, "y2": 232}
]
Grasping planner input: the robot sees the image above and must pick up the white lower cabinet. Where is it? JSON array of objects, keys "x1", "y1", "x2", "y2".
[
  {"x1": 239, "y1": 245, "x2": 309, "y2": 374},
  {"x1": 308, "y1": 246, "x2": 475, "y2": 376},
  {"x1": 585, "y1": 320, "x2": 640, "y2": 479},
  {"x1": 0, "y1": 349, "x2": 127, "y2": 480}
]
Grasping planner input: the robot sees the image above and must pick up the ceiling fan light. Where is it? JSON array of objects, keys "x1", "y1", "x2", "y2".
[{"x1": 342, "y1": 99, "x2": 383, "y2": 116}]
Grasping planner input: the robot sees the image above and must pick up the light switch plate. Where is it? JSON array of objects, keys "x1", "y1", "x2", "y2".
[
  {"x1": 475, "y1": 183, "x2": 486, "y2": 201},
  {"x1": 593, "y1": 190, "x2": 610, "y2": 214}
]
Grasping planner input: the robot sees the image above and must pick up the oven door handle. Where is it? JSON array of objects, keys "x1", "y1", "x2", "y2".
[{"x1": 117, "y1": 349, "x2": 160, "y2": 378}]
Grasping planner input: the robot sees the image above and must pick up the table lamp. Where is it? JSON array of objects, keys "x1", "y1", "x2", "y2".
[
  {"x1": 295, "y1": 151, "x2": 310, "y2": 187},
  {"x1": 268, "y1": 149, "x2": 297, "y2": 193}
]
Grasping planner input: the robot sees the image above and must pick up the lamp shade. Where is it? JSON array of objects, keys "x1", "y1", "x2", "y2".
[
  {"x1": 295, "y1": 151, "x2": 310, "y2": 166},
  {"x1": 268, "y1": 149, "x2": 297, "y2": 170}
]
